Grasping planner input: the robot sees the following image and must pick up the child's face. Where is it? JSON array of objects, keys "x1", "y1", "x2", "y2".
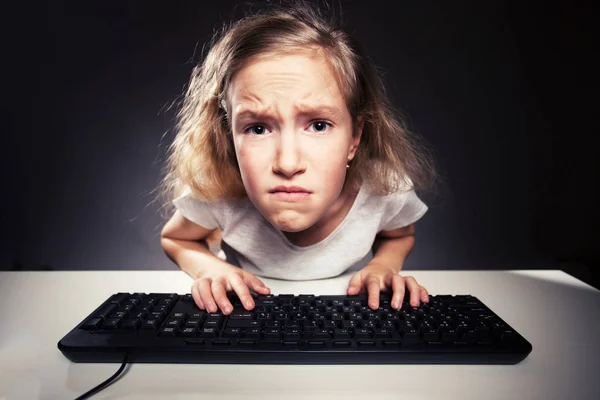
[{"x1": 228, "y1": 50, "x2": 361, "y2": 233}]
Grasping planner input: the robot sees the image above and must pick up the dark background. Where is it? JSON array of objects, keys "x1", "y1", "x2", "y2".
[{"x1": 2, "y1": 1, "x2": 598, "y2": 289}]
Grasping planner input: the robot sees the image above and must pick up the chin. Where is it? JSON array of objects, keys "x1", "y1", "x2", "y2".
[{"x1": 269, "y1": 212, "x2": 314, "y2": 233}]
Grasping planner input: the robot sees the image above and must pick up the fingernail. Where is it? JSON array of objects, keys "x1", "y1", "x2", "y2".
[
  {"x1": 224, "y1": 306, "x2": 231, "y2": 314},
  {"x1": 245, "y1": 300, "x2": 253, "y2": 309}
]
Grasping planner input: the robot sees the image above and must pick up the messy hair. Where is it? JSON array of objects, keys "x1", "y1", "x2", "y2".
[{"x1": 157, "y1": 0, "x2": 439, "y2": 219}]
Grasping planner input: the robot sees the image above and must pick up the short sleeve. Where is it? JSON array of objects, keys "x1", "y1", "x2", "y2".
[
  {"x1": 379, "y1": 189, "x2": 429, "y2": 231},
  {"x1": 172, "y1": 188, "x2": 221, "y2": 229}
]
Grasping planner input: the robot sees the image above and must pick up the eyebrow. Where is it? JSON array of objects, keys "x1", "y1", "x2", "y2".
[{"x1": 234, "y1": 103, "x2": 342, "y2": 122}]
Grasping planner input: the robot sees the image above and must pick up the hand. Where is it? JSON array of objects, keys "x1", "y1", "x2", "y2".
[
  {"x1": 191, "y1": 264, "x2": 270, "y2": 315},
  {"x1": 346, "y1": 262, "x2": 430, "y2": 310}
]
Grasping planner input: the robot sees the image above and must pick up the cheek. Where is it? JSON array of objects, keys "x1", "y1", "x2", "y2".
[
  {"x1": 312, "y1": 142, "x2": 348, "y2": 178},
  {"x1": 234, "y1": 141, "x2": 265, "y2": 188}
]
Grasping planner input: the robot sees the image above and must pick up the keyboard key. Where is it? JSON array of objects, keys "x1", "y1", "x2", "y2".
[
  {"x1": 230, "y1": 312, "x2": 253, "y2": 319},
  {"x1": 334, "y1": 329, "x2": 351, "y2": 339},
  {"x1": 421, "y1": 328, "x2": 439, "y2": 341},
  {"x1": 102, "y1": 318, "x2": 121, "y2": 330},
  {"x1": 185, "y1": 319, "x2": 202, "y2": 328},
  {"x1": 342, "y1": 320, "x2": 358, "y2": 329},
  {"x1": 314, "y1": 329, "x2": 330, "y2": 339},
  {"x1": 121, "y1": 319, "x2": 141, "y2": 330},
  {"x1": 223, "y1": 328, "x2": 242, "y2": 338},
  {"x1": 158, "y1": 327, "x2": 177, "y2": 337},
  {"x1": 199, "y1": 328, "x2": 218, "y2": 337},
  {"x1": 150, "y1": 311, "x2": 167, "y2": 321},
  {"x1": 354, "y1": 328, "x2": 371, "y2": 339},
  {"x1": 109, "y1": 293, "x2": 130, "y2": 306},
  {"x1": 81, "y1": 318, "x2": 103, "y2": 330},
  {"x1": 180, "y1": 327, "x2": 197, "y2": 337},
  {"x1": 403, "y1": 328, "x2": 420, "y2": 340},
  {"x1": 265, "y1": 329, "x2": 280, "y2": 339},
  {"x1": 181, "y1": 294, "x2": 193, "y2": 303},
  {"x1": 205, "y1": 320, "x2": 221, "y2": 328},
  {"x1": 141, "y1": 319, "x2": 160, "y2": 330},
  {"x1": 322, "y1": 320, "x2": 337, "y2": 329},
  {"x1": 500, "y1": 330, "x2": 518, "y2": 342},
  {"x1": 165, "y1": 319, "x2": 183, "y2": 329},
  {"x1": 113, "y1": 310, "x2": 130, "y2": 319},
  {"x1": 357, "y1": 340, "x2": 375, "y2": 347},
  {"x1": 96, "y1": 304, "x2": 118, "y2": 319},
  {"x1": 332, "y1": 340, "x2": 351, "y2": 347},
  {"x1": 132, "y1": 310, "x2": 148, "y2": 320},
  {"x1": 226, "y1": 319, "x2": 260, "y2": 328},
  {"x1": 374, "y1": 328, "x2": 391, "y2": 338},
  {"x1": 441, "y1": 329, "x2": 459, "y2": 342},
  {"x1": 246, "y1": 328, "x2": 261, "y2": 338}
]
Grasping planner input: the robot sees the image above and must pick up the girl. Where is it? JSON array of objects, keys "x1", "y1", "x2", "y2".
[{"x1": 159, "y1": 2, "x2": 438, "y2": 315}]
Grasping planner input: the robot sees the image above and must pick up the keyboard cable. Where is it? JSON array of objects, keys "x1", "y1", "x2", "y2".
[{"x1": 74, "y1": 353, "x2": 129, "y2": 400}]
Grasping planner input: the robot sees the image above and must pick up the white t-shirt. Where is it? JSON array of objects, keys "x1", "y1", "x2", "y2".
[{"x1": 173, "y1": 181, "x2": 428, "y2": 281}]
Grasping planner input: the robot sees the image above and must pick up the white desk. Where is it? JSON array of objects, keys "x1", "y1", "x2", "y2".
[{"x1": 0, "y1": 270, "x2": 598, "y2": 400}]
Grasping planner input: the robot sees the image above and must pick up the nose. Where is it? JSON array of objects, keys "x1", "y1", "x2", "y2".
[{"x1": 272, "y1": 130, "x2": 306, "y2": 178}]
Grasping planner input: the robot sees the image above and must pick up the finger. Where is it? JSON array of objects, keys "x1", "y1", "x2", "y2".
[
  {"x1": 198, "y1": 278, "x2": 218, "y2": 313},
  {"x1": 404, "y1": 276, "x2": 421, "y2": 307},
  {"x1": 245, "y1": 273, "x2": 271, "y2": 296},
  {"x1": 211, "y1": 279, "x2": 233, "y2": 315},
  {"x1": 420, "y1": 286, "x2": 430, "y2": 303},
  {"x1": 229, "y1": 273, "x2": 256, "y2": 311},
  {"x1": 346, "y1": 272, "x2": 363, "y2": 295},
  {"x1": 191, "y1": 282, "x2": 205, "y2": 310},
  {"x1": 366, "y1": 275, "x2": 381, "y2": 309},
  {"x1": 390, "y1": 274, "x2": 405, "y2": 310}
]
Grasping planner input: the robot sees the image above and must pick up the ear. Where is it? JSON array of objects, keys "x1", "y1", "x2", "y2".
[{"x1": 348, "y1": 116, "x2": 364, "y2": 160}]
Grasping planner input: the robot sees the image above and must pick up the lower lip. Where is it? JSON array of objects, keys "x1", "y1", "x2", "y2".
[{"x1": 271, "y1": 191, "x2": 311, "y2": 201}]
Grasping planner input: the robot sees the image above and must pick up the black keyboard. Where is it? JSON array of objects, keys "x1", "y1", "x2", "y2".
[{"x1": 58, "y1": 292, "x2": 532, "y2": 364}]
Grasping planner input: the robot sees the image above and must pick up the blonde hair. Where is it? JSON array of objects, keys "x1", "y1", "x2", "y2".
[{"x1": 157, "y1": 1, "x2": 439, "y2": 220}]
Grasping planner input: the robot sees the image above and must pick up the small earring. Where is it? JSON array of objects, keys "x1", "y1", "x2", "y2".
[{"x1": 346, "y1": 157, "x2": 350, "y2": 169}]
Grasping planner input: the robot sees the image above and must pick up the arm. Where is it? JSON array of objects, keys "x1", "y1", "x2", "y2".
[
  {"x1": 370, "y1": 224, "x2": 416, "y2": 274},
  {"x1": 160, "y1": 210, "x2": 231, "y2": 280}
]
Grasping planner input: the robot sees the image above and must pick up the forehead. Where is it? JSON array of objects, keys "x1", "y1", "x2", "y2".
[{"x1": 228, "y1": 50, "x2": 347, "y2": 111}]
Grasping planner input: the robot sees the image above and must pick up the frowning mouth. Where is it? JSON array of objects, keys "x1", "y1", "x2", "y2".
[
  {"x1": 269, "y1": 186, "x2": 312, "y2": 202},
  {"x1": 269, "y1": 186, "x2": 312, "y2": 194}
]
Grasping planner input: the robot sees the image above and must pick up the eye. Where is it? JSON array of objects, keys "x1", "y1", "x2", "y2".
[
  {"x1": 245, "y1": 125, "x2": 268, "y2": 135},
  {"x1": 308, "y1": 121, "x2": 331, "y2": 133}
]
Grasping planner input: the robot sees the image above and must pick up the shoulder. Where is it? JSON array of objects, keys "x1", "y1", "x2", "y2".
[
  {"x1": 174, "y1": 186, "x2": 248, "y2": 209},
  {"x1": 360, "y1": 176, "x2": 415, "y2": 206},
  {"x1": 172, "y1": 187, "x2": 252, "y2": 229},
  {"x1": 360, "y1": 176, "x2": 428, "y2": 231}
]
